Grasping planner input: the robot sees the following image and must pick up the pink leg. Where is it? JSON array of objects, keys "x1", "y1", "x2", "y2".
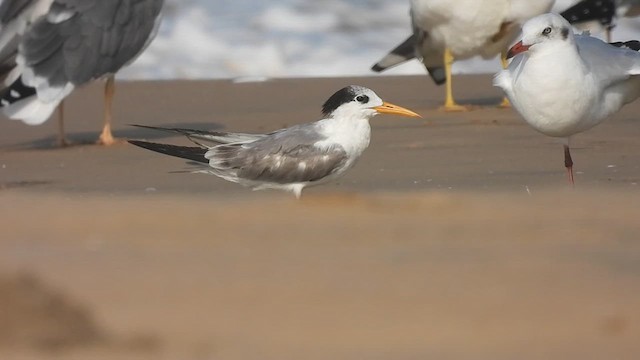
[{"x1": 564, "y1": 144, "x2": 574, "y2": 186}]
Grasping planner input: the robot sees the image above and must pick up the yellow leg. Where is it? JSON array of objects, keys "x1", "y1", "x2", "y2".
[
  {"x1": 98, "y1": 75, "x2": 117, "y2": 145},
  {"x1": 498, "y1": 51, "x2": 511, "y2": 108},
  {"x1": 440, "y1": 48, "x2": 468, "y2": 112},
  {"x1": 56, "y1": 101, "x2": 69, "y2": 147}
]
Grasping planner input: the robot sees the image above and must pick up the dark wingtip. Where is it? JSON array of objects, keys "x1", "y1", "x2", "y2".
[
  {"x1": 426, "y1": 67, "x2": 446, "y2": 86},
  {"x1": 370, "y1": 35, "x2": 417, "y2": 74},
  {"x1": 561, "y1": 0, "x2": 616, "y2": 26},
  {"x1": 128, "y1": 139, "x2": 152, "y2": 148},
  {"x1": 128, "y1": 124, "x2": 171, "y2": 131},
  {"x1": 0, "y1": 76, "x2": 37, "y2": 107},
  {"x1": 371, "y1": 64, "x2": 385, "y2": 72},
  {"x1": 128, "y1": 140, "x2": 209, "y2": 164},
  {"x1": 609, "y1": 40, "x2": 640, "y2": 51}
]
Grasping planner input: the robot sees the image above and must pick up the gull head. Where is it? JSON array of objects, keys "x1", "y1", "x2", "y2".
[
  {"x1": 321, "y1": 85, "x2": 421, "y2": 120},
  {"x1": 507, "y1": 13, "x2": 574, "y2": 59}
]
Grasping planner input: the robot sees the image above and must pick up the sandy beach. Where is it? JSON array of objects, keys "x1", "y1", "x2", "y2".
[{"x1": 1, "y1": 75, "x2": 640, "y2": 359}]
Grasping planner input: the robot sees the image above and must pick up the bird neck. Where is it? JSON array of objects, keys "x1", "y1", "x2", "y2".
[
  {"x1": 529, "y1": 39, "x2": 578, "y2": 61},
  {"x1": 321, "y1": 115, "x2": 371, "y2": 151}
]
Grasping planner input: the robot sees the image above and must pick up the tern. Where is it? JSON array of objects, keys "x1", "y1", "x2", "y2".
[
  {"x1": 371, "y1": 0, "x2": 555, "y2": 111},
  {"x1": 128, "y1": 85, "x2": 421, "y2": 198},
  {"x1": 494, "y1": 13, "x2": 640, "y2": 184},
  {"x1": 0, "y1": 0, "x2": 165, "y2": 146}
]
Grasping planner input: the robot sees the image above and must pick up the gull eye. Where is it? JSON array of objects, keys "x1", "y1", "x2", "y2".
[
  {"x1": 355, "y1": 95, "x2": 369, "y2": 103},
  {"x1": 542, "y1": 27, "x2": 552, "y2": 35}
]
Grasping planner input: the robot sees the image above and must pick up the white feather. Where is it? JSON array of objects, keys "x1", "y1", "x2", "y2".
[
  {"x1": 2, "y1": 96, "x2": 60, "y2": 125},
  {"x1": 46, "y1": 9, "x2": 74, "y2": 23}
]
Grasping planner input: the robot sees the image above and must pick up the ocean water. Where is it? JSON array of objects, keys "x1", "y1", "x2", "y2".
[{"x1": 118, "y1": 0, "x2": 640, "y2": 80}]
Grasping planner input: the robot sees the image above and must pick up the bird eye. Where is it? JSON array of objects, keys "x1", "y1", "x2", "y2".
[
  {"x1": 355, "y1": 95, "x2": 369, "y2": 103},
  {"x1": 542, "y1": 27, "x2": 552, "y2": 35}
]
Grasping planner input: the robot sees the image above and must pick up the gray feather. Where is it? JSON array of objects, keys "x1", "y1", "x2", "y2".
[
  {"x1": 0, "y1": 0, "x2": 34, "y2": 25},
  {"x1": 371, "y1": 22, "x2": 446, "y2": 85},
  {"x1": 371, "y1": 35, "x2": 417, "y2": 72},
  {"x1": 208, "y1": 143, "x2": 348, "y2": 184},
  {"x1": 21, "y1": 0, "x2": 164, "y2": 87},
  {"x1": 130, "y1": 124, "x2": 266, "y2": 144},
  {"x1": 0, "y1": 0, "x2": 36, "y2": 76},
  {"x1": 206, "y1": 124, "x2": 349, "y2": 184}
]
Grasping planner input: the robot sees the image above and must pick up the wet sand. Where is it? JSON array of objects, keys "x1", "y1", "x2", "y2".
[{"x1": 1, "y1": 75, "x2": 640, "y2": 359}]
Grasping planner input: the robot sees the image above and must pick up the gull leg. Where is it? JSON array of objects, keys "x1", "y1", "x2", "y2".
[
  {"x1": 606, "y1": 27, "x2": 612, "y2": 43},
  {"x1": 498, "y1": 51, "x2": 511, "y2": 108},
  {"x1": 439, "y1": 48, "x2": 468, "y2": 112},
  {"x1": 56, "y1": 101, "x2": 69, "y2": 147},
  {"x1": 564, "y1": 144, "x2": 575, "y2": 186},
  {"x1": 98, "y1": 75, "x2": 117, "y2": 145}
]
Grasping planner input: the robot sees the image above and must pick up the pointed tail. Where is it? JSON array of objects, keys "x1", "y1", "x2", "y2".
[{"x1": 128, "y1": 140, "x2": 209, "y2": 164}]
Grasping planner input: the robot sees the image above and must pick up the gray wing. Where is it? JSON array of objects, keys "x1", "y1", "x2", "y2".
[
  {"x1": 205, "y1": 124, "x2": 349, "y2": 184},
  {"x1": 0, "y1": 0, "x2": 35, "y2": 25},
  {"x1": 0, "y1": 0, "x2": 37, "y2": 76},
  {"x1": 21, "y1": 0, "x2": 164, "y2": 87},
  {"x1": 130, "y1": 124, "x2": 266, "y2": 145},
  {"x1": 371, "y1": 31, "x2": 445, "y2": 85},
  {"x1": 576, "y1": 35, "x2": 640, "y2": 88},
  {"x1": 371, "y1": 35, "x2": 416, "y2": 72}
]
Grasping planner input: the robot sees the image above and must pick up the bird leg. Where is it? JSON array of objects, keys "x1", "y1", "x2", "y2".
[
  {"x1": 440, "y1": 47, "x2": 469, "y2": 112},
  {"x1": 498, "y1": 51, "x2": 511, "y2": 108},
  {"x1": 56, "y1": 101, "x2": 69, "y2": 147},
  {"x1": 564, "y1": 144, "x2": 575, "y2": 186},
  {"x1": 97, "y1": 75, "x2": 117, "y2": 145}
]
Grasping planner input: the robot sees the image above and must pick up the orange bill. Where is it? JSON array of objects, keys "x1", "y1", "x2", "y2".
[{"x1": 374, "y1": 102, "x2": 422, "y2": 118}]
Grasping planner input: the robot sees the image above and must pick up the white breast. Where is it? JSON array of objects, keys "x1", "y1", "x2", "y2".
[
  {"x1": 411, "y1": 0, "x2": 510, "y2": 59},
  {"x1": 317, "y1": 117, "x2": 371, "y2": 162},
  {"x1": 499, "y1": 47, "x2": 602, "y2": 137}
]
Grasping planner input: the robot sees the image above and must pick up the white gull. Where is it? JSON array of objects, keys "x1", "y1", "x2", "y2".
[{"x1": 494, "y1": 12, "x2": 640, "y2": 184}]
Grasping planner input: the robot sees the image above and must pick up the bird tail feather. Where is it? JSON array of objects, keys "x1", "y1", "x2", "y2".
[{"x1": 128, "y1": 140, "x2": 209, "y2": 164}]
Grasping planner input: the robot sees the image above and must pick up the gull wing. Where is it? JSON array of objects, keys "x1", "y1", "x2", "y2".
[
  {"x1": 371, "y1": 35, "x2": 417, "y2": 72},
  {"x1": 575, "y1": 35, "x2": 640, "y2": 87},
  {"x1": 21, "y1": 0, "x2": 164, "y2": 89}
]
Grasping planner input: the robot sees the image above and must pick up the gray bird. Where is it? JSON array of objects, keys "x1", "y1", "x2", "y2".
[
  {"x1": 0, "y1": 0, "x2": 164, "y2": 146},
  {"x1": 129, "y1": 86, "x2": 421, "y2": 198}
]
